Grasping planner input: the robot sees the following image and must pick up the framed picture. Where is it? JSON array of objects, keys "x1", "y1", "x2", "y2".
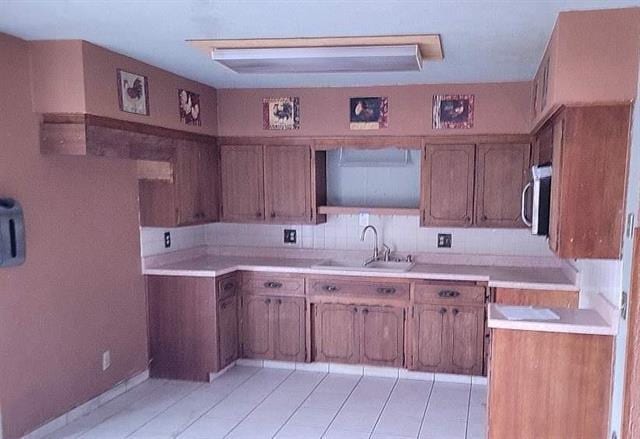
[
  {"x1": 263, "y1": 97, "x2": 300, "y2": 130},
  {"x1": 116, "y1": 69, "x2": 149, "y2": 115},
  {"x1": 432, "y1": 94, "x2": 475, "y2": 129},
  {"x1": 349, "y1": 97, "x2": 388, "y2": 130},
  {"x1": 178, "y1": 89, "x2": 201, "y2": 126}
]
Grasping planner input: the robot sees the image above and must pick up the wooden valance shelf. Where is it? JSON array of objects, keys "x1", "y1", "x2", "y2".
[{"x1": 318, "y1": 206, "x2": 420, "y2": 216}]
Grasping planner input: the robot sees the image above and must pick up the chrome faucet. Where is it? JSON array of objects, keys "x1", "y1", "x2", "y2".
[{"x1": 360, "y1": 225, "x2": 379, "y2": 266}]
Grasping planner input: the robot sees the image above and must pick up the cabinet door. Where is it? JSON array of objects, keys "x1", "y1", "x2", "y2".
[
  {"x1": 220, "y1": 145, "x2": 265, "y2": 222},
  {"x1": 240, "y1": 295, "x2": 273, "y2": 359},
  {"x1": 449, "y1": 305, "x2": 485, "y2": 375},
  {"x1": 422, "y1": 144, "x2": 475, "y2": 227},
  {"x1": 313, "y1": 303, "x2": 359, "y2": 364},
  {"x1": 273, "y1": 297, "x2": 306, "y2": 362},
  {"x1": 218, "y1": 295, "x2": 238, "y2": 369},
  {"x1": 411, "y1": 305, "x2": 449, "y2": 372},
  {"x1": 360, "y1": 306, "x2": 404, "y2": 367},
  {"x1": 533, "y1": 123, "x2": 553, "y2": 166},
  {"x1": 475, "y1": 143, "x2": 530, "y2": 228},
  {"x1": 175, "y1": 144, "x2": 200, "y2": 225},
  {"x1": 263, "y1": 145, "x2": 311, "y2": 223},
  {"x1": 197, "y1": 144, "x2": 220, "y2": 223}
]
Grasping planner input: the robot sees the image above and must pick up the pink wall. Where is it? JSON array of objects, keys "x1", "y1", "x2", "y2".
[
  {"x1": 82, "y1": 42, "x2": 218, "y2": 135},
  {"x1": 217, "y1": 82, "x2": 533, "y2": 137},
  {"x1": 534, "y1": 7, "x2": 640, "y2": 125},
  {"x1": 0, "y1": 33, "x2": 148, "y2": 438}
]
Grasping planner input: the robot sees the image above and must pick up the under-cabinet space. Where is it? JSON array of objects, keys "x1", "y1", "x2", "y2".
[{"x1": 494, "y1": 287, "x2": 578, "y2": 308}]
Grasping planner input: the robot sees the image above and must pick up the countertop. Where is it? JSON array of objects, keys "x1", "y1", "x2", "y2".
[
  {"x1": 487, "y1": 303, "x2": 614, "y2": 336},
  {"x1": 142, "y1": 254, "x2": 577, "y2": 291}
]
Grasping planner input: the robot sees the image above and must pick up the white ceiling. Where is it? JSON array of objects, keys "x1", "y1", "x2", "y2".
[{"x1": 0, "y1": 0, "x2": 638, "y2": 89}]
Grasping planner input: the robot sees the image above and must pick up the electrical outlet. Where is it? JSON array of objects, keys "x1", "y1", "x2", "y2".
[
  {"x1": 164, "y1": 231, "x2": 171, "y2": 248},
  {"x1": 437, "y1": 233, "x2": 452, "y2": 248},
  {"x1": 284, "y1": 229, "x2": 297, "y2": 244},
  {"x1": 102, "y1": 350, "x2": 111, "y2": 371}
]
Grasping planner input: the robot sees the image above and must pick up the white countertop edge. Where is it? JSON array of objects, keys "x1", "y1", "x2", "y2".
[
  {"x1": 142, "y1": 263, "x2": 577, "y2": 291},
  {"x1": 488, "y1": 318, "x2": 615, "y2": 336}
]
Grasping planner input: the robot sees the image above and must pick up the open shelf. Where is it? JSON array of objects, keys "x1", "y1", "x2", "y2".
[{"x1": 318, "y1": 206, "x2": 420, "y2": 216}]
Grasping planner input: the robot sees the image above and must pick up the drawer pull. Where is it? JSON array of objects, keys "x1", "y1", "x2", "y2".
[
  {"x1": 452, "y1": 308, "x2": 459, "y2": 315},
  {"x1": 222, "y1": 282, "x2": 235, "y2": 291},
  {"x1": 265, "y1": 298, "x2": 271, "y2": 304},
  {"x1": 220, "y1": 303, "x2": 227, "y2": 310},
  {"x1": 276, "y1": 299, "x2": 282, "y2": 305},
  {"x1": 376, "y1": 287, "x2": 396, "y2": 295},
  {"x1": 322, "y1": 284, "x2": 340, "y2": 292},
  {"x1": 264, "y1": 281, "x2": 283, "y2": 289},
  {"x1": 362, "y1": 308, "x2": 369, "y2": 315},
  {"x1": 439, "y1": 307, "x2": 447, "y2": 315},
  {"x1": 438, "y1": 290, "x2": 460, "y2": 298}
]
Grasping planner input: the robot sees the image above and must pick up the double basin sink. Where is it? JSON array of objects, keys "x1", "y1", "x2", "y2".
[{"x1": 311, "y1": 259, "x2": 415, "y2": 273}]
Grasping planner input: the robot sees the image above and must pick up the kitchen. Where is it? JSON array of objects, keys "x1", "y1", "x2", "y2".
[{"x1": 1, "y1": 2, "x2": 640, "y2": 439}]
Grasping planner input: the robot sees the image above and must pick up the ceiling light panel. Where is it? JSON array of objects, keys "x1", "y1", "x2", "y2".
[{"x1": 211, "y1": 44, "x2": 423, "y2": 74}]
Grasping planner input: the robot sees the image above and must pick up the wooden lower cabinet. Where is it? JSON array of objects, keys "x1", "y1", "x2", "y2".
[
  {"x1": 240, "y1": 294, "x2": 306, "y2": 362},
  {"x1": 312, "y1": 303, "x2": 404, "y2": 367},
  {"x1": 494, "y1": 287, "x2": 578, "y2": 309},
  {"x1": 411, "y1": 304, "x2": 484, "y2": 375},
  {"x1": 217, "y1": 295, "x2": 239, "y2": 369},
  {"x1": 488, "y1": 328, "x2": 613, "y2": 439}
]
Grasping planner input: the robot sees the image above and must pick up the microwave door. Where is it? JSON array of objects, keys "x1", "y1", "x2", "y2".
[{"x1": 532, "y1": 179, "x2": 541, "y2": 234}]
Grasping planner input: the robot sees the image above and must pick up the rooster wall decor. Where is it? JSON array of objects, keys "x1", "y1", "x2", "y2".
[{"x1": 117, "y1": 69, "x2": 149, "y2": 115}]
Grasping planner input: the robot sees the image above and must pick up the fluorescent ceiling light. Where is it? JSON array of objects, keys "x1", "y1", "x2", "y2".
[{"x1": 211, "y1": 44, "x2": 423, "y2": 74}]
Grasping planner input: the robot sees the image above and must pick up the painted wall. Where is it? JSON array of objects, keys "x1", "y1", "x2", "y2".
[
  {"x1": 0, "y1": 33, "x2": 148, "y2": 438},
  {"x1": 217, "y1": 82, "x2": 532, "y2": 137},
  {"x1": 29, "y1": 40, "x2": 219, "y2": 135}
]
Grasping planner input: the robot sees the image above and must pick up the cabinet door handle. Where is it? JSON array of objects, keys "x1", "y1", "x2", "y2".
[
  {"x1": 270, "y1": 212, "x2": 276, "y2": 218},
  {"x1": 439, "y1": 307, "x2": 447, "y2": 315},
  {"x1": 223, "y1": 282, "x2": 235, "y2": 291},
  {"x1": 353, "y1": 307, "x2": 358, "y2": 313},
  {"x1": 376, "y1": 287, "x2": 396, "y2": 295},
  {"x1": 220, "y1": 303, "x2": 227, "y2": 310},
  {"x1": 323, "y1": 284, "x2": 339, "y2": 292},
  {"x1": 264, "y1": 281, "x2": 283, "y2": 289},
  {"x1": 362, "y1": 308, "x2": 369, "y2": 315},
  {"x1": 276, "y1": 299, "x2": 282, "y2": 305},
  {"x1": 256, "y1": 211, "x2": 262, "y2": 218},
  {"x1": 265, "y1": 298, "x2": 271, "y2": 304},
  {"x1": 452, "y1": 308, "x2": 459, "y2": 315},
  {"x1": 438, "y1": 290, "x2": 460, "y2": 298}
]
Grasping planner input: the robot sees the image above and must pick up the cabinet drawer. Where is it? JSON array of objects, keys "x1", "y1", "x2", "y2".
[
  {"x1": 307, "y1": 276, "x2": 410, "y2": 302},
  {"x1": 241, "y1": 272, "x2": 305, "y2": 297},
  {"x1": 414, "y1": 281, "x2": 485, "y2": 305},
  {"x1": 217, "y1": 274, "x2": 239, "y2": 301}
]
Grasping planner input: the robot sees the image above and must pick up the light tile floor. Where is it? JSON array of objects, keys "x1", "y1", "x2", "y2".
[{"x1": 45, "y1": 366, "x2": 487, "y2": 439}]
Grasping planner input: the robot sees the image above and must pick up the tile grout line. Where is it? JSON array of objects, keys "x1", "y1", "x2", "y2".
[
  {"x1": 127, "y1": 365, "x2": 262, "y2": 438},
  {"x1": 368, "y1": 377, "x2": 399, "y2": 439},
  {"x1": 416, "y1": 376, "x2": 437, "y2": 439},
  {"x1": 270, "y1": 372, "x2": 331, "y2": 438},
  {"x1": 320, "y1": 375, "x2": 364, "y2": 438},
  {"x1": 222, "y1": 368, "x2": 296, "y2": 438},
  {"x1": 464, "y1": 382, "x2": 473, "y2": 439},
  {"x1": 73, "y1": 380, "x2": 175, "y2": 439}
]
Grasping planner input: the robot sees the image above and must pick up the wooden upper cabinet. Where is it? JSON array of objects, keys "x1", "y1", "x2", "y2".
[
  {"x1": 264, "y1": 145, "x2": 312, "y2": 223},
  {"x1": 273, "y1": 297, "x2": 306, "y2": 362},
  {"x1": 360, "y1": 306, "x2": 404, "y2": 367},
  {"x1": 140, "y1": 142, "x2": 220, "y2": 227},
  {"x1": 475, "y1": 143, "x2": 530, "y2": 228},
  {"x1": 220, "y1": 145, "x2": 265, "y2": 222},
  {"x1": 532, "y1": 123, "x2": 553, "y2": 167},
  {"x1": 547, "y1": 105, "x2": 631, "y2": 259},
  {"x1": 313, "y1": 303, "x2": 360, "y2": 364},
  {"x1": 421, "y1": 144, "x2": 475, "y2": 227}
]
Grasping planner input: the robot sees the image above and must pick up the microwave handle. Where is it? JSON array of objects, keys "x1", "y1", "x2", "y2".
[{"x1": 521, "y1": 182, "x2": 533, "y2": 227}]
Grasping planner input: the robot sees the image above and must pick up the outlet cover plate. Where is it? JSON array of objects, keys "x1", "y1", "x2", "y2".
[
  {"x1": 437, "y1": 233, "x2": 452, "y2": 248},
  {"x1": 284, "y1": 229, "x2": 297, "y2": 244},
  {"x1": 164, "y1": 232, "x2": 171, "y2": 248}
]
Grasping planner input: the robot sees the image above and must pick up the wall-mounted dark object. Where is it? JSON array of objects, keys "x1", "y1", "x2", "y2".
[{"x1": 0, "y1": 198, "x2": 25, "y2": 267}]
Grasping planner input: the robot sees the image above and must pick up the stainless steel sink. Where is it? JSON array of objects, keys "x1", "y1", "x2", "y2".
[{"x1": 311, "y1": 259, "x2": 415, "y2": 273}]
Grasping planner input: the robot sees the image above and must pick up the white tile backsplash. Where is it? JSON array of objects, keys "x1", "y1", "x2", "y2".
[
  {"x1": 204, "y1": 214, "x2": 553, "y2": 257},
  {"x1": 140, "y1": 224, "x2": 207, "y2": 257}
]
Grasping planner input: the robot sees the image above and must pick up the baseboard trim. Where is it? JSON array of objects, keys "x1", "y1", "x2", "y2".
[
  {"x1": 22, "y1": 369, "x2": 149, "y2": 439},
  {"x1": 232, "y1": 359, "x2": 486, "y2": 384}
]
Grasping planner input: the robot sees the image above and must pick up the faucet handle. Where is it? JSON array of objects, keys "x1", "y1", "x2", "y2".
[
  {"x1": 382, "y1": 244, "x2": 391, "y2": 262},
  {"x1": 406, "y1": 254, "x2": 413, "y2": 263}
]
